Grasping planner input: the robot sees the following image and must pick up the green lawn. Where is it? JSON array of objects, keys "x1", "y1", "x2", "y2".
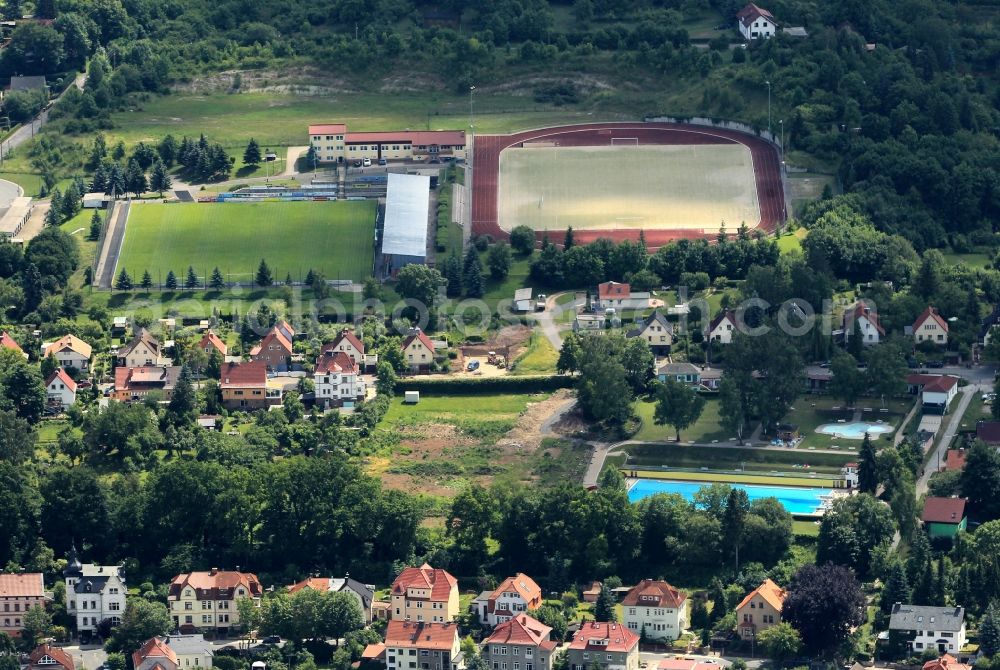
[
  {"x1": 633, "y1": 397, "x2": 733, "y2": 443},
  {"x1": 116, "y1": 200, "x2": 376, "y2": 284},
  {"x1": 512, "y1": 333, "x2": 559, "y2": 374},
  {"x1": 784, "y1": 395, "x2": 913, "y2": 450},
  {"x1": 619, "y1": 442, "x2": 854, "y2": 473},
  {"x1": 383, "y1": 392, "x2": 537, "y2": 430},
  {"x1": 776, "y1": 229, "x2": 805, "y2": 255},
  {"x1": 631, "y1": 469, "x2": 838, "y2": 488},
  {"x1": 943, "y1": 251, "x2": 992, "y2": 268},
  {"x1": 793, "y1": 520, "x2": 821, "y2": 537}
]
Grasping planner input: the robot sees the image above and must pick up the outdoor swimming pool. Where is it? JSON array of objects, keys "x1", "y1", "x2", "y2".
[
  {"x1": 816, "y1": 421, "x2": 893, "y2": 439},
  {"x1": 627, "y1": 479, "x2": 834, "y2": 515}
]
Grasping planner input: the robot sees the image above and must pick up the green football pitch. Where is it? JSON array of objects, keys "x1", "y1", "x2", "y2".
[
  {"x1": 116, "y1": 201, "x2": 376, "y2": 284},
  {"x1": 497, "y1": 144, "x2": 760, "y2": 233}
]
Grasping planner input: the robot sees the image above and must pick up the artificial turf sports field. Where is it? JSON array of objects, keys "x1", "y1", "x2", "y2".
[
  {"x1": 497, "y1": 144, "x2": 760, "y2": 233},
  {"x1": 116, "y1": 201, "x2": 376, "y2": 284}
]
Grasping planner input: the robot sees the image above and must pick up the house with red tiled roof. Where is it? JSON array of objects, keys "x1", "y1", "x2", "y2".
[
  {"x1": 132, "y1": 635, "x2": 213, "y2": 670},
  {"x1": 0, "y1": 331, "x2": 26, "y2": 358},
  {"x1": 914, "y1": 307, "x2": 949, "y2": 346},
  {"x1": 567, "y1": 622, "x2": 640, "y2": 670},
  {"x1": 923, "y1": 654, "x2": 971, "y2": 670},
  {"x1": 309, "y1": 122, "x2": 466, "y2": 165},
  {"x1": 219, "y1": 361, "x2": 280, "y2": 410},
  {"x1": 29, "y1": 644, "x2": 75, "y2": 670},
  {"x1": 0, "y1": 573, "x2": 46, "y2": 636},
  {"x1": 843, "y1": 301, "x2": 884, "y2": 346},
  {"x1": 737, "y1": 3, "x2": 778, "y2": 40},
  {"x1": 922, "y1": 497, "x2": 967, "y2": 539},
  {"x1": 622, "y1": 579, "x2": 688, "y2": 642},
  {"x1": 943, "y1": 448, "x2": 966, "y2": 472},
  {"x1": 168, "y1": 569, "x2": 262, "y2": 634},
  {"x1": 322, "y1": 328, "x2": 377, "y2": 370},
  {"x1": 735, "y1": 579, "x2": 786, "y2": 641},
  {"x1": 113, "y1": 366, "x2": 182, "y2": 403},
  {"x1": 250, "y1": 326, "x2": 293, "y2": 371},
  {"x1": 46, "y1": 368, "x2": 77, "y2": 409},
  {"x1": 132, "y1": 637, "x2": 178, "y2": 670},
  {"x1": 658, "y1": 660, "x2": 724, "y2": 670},
  {"x1": 384, "y1": 621, "x2": 463, "y2": 670},
  {"x1": 389, "y1": 563, "x2": 459, "y2": 622},
  {"x1": 198, "y1": 330, "x2": 227, "y2": 357},
  {"x1": 473, "y1": 573, "x2": 543, "y2": 627},
  {"x1": 482, "y1": 614, "x2": 557, "y2": 670},
  {"x1": 592, "y1": 282, "x2": 651, "y2": 311},
  {"x1": 314, "y1": 350, "x2": 366, "y2": 409},
  {"x1": 906, "y1": 374, "x2": 959, "y2": 413},
  {"x1": 402, "y1": 329, "x2": 436, "y2": 372}
]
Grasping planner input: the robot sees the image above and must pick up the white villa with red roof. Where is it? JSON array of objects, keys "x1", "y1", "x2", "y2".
[
  {"x1": 402, "y1": 329, "x2": 436, "y2": 372},
  {"x1": 843, "y1": 301, "x2": 884, "y2": 345},
  {"x1": 314, "y1": 350, "x2": 366, "y2": 408},
  {"x1": 482, "y1": 614, "x2": 557, "y2": 670},
  {"x1": 473, "y1": 573, "x2": 543, "y2": 627},
  {"x1": 323, "y1": 328, "x2": 378, "y2": 371},
  {"x1": 737, "y1": 3, "x2": 778, "y2": 40},
  {"x1": 46, "y1": 368, "x2": 77, "y2": 409},
  {"x1": 566, "y1": 622, "x2": 640, "y2": 670},
  {"x1": 621, "y1": 579, "x2": 688, "y2": 642},
  {"x1": 592, "y1": 282, "x2": 651, "y2": 311},
  {"x1": 167, "y1": 569, "x2": 262, "y2": 634},
  {"x1": 390, "y1": 563, "x2": 459, "y2": 622},
  {"x1": 308, "y1": 123, "x2": 466, "y2": 165},
  {"x1": 914, "y1": 307, "x2": 949, "y2": 345}
]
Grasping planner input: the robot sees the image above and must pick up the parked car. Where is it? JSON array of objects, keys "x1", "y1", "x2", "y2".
[
  {"x1": 353, "y1": 159, "x2": 362, "y2": 167},
  {"x1": 467, "y1": 359, "x2": 480, "y2": 371},
  {"x1": 262, "y1": 636, "x2": 281, "y2": 645},
  {"x1": 378, "y1": 158, "x2": 388, "y2": 166},
  {"x1": 926, "y1": 360, "x2": 944, "y2": 368},
  {"x1": 362, "y1": 157, "x2": 372, "y2": 167}
]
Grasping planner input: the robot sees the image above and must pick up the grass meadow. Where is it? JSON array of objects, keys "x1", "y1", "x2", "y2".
[{"x1": 116, "y1": 200, "x2": 376, "y2": 284}]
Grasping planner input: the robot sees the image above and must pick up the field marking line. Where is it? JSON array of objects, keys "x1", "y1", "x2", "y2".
[{"x1": 69, "y1": 227, "x2": 84, "y2": 235}]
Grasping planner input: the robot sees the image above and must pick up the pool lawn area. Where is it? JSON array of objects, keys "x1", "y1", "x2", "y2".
[
  {"x1": 620, "y1": 443, "x2": 853, "y2": 474},
  {"x1": 627, "y1": 478, "x2": 835, "y2": 515},
  {"x1": 781, "y1": 395, "x2": 913, "y2": 450},
  {"x1": 630, "y1": 469, "x2": 838, "y2": 488},
  {"x1": 633, "y1": 398, "x2": 733, "y2": 443}
]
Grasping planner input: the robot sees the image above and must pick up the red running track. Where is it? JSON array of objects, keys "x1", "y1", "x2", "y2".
[{"x1": 471, "y1": 122, "x2": 785, "y2": 249}]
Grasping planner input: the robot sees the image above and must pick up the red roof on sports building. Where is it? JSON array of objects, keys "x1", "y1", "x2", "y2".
[
  {"x1": 621, "y1": 579, "x2": 687, "y2": 609},
  {"x1": 391, "y1": 563, "x2": 456, "y2": 600},
  {"x1": 345, "y1": 130, "x2": 465, "y2": 145},
  {"x1": 569, "y1": 622, "x2": 639, "y2": 653},
  {"x1": 922, "y1": 497, "x2": 967, "y2": 524},
  {"x1": 309, "y1": 124, "x2": 347, "y2": 135}
]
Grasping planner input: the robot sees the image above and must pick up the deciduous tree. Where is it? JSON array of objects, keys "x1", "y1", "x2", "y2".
[
  {"x1": 654, "y1": 378, "x2": 706, "y2": 442},
  {"x1": 782, "y1": 563, "x2": 865, "y2": 656}
]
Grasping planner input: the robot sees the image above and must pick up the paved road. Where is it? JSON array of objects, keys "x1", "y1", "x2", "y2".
[
  {"x1": 95, "y1": 200, "x2": 130, "y2": 288},
  {"x1": 64, "y1": 644, "x2": 106, "y2": 670},
  {"x1": 917, "y1": 383, "x2": 983, "y2": 496},
  {"x1": 0, "y1": 72, "x2": 87, "y2": 161}
]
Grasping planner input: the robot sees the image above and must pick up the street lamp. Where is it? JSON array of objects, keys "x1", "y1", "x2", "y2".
[
  {"x1": 765, "y1": 80, "x2": 772, "y2": 136},
  {"x1": 469, "y1": 85, "x2": 476, "y2": 135},
  {"x1": 779, "y1": 118, "x2": 784, "y2": 151}
]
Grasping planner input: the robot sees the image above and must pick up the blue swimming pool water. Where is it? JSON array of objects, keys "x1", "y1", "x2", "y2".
[
  {"x1": 816, "y1": 421, "x2": 893, "y2": 439},
  {"x1": 627, "y1": 479, "x2": 833, "y2": 515}
]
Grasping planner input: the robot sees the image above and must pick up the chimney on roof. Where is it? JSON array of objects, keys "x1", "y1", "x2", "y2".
[
  {"x1": 236, "y1": 565, "x2": 240, "y2": 573},
  {"x1": 210, "y1": 568, "x2": 218, "y2": 576}
]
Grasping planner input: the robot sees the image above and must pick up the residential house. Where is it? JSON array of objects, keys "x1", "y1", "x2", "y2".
[
  {"x1": 574, "y1": 314, "x2": 609, "y2": 332},
  {"x1": 314, "y1": 351, "x2": 366, "y2": 408},
  {"x1": 592, "y1": 282, "x2": 651, "y2": 311},
  {"x1": 656, "y1": 363, "x2": 722, "y2": 391},
  {"x1": 114, "y1": 366, "x2": 182, "y2": 402},
  {"x1": 737, "y1": 3, "x2": 778, "y2": 40},
  {"x1": 0, "y1": 573, "x2": 46, "y2": 636},
  {"x1": 63, "y1": 546, "x2": 126, "y2": 635},
  {"x1": 473, "y1": 573, "x2": 543, "y2": 628},
  {"x1": 621, "y1": 579, "x2": 687, "y2": 642},
  {"x1": 923, "y1": 655, "x2": 971, "y2": 670},
  {"x1": 906, "y1": 374, "x2": 958, "y2": 413},
  {"x1": 843, "y1": 302, "x2": 884, "y2": 345},
  {"x1": 888, "y1": 604, "x2": 966, "y2": 654},
  {"x1": 198, "y1": 330, "x2": 227, "y2": 358},
  {"x1": 250, "y1": 326, "x2": 293, "y2": 371},
  {"x1": 806, "y1": 365, "x2": 833, "y2": 393},
  {"x1": 323, "y1": 329, "x2": 378, "y2": 370},
  {"x1": 46, "y1": 368, "x2": 77, "y2": 409},
  {"x1": 914, "y1": 307, "x2": 949, "y2": 346},
  {"x1": 482, "y1": 614, "x2": 557, "y2": 670},
  {"x1": 976, "y1": 421, "x2": 1000, "y2": 445},
  {"x1": 0, "y1": 331, "x2": 26, "y2": 358},
  {"x1": 389, "y1": 563, "x2": 459, "y2": 623},
  {"x1": 28, "y1": 644, "x2": 74, "y2": 670},
  {"x1": 117, "y1": 329, "x2": 171, "y2": 368},
  {"x1": 582, "y1": 582, "x2": 602, "y2": 604},
  {"x1": 9, "y1": 75, "x2": 48, "y2": 93},
  {"x1": 133, "y1": 635, "x2": 213, "y2": 670},
  {"x1": 943, "y1": 449, "x2": 966, "y2": 472},
  {"x1": 42, "y1": 334, "x2": 92, "y2": 372},
  {"x1": 288, "y1": 576, "x2": 377, "y2": 623},
  {"x1": 566, "y1": 622, "x2": 640, "y2": 670},
  {"x1": 220, "y1": 361, "x2": 281, "y2": 410},
  {"x1": 922, "y1": 497, "x2": 968, "y2": 539},
  {"x1": 402, "y1": 329, "x2": 436, "y2": 373},
  {"x1": 626, "y1": 311, "x2": 673, "y2": 355},
  {"x1": 384, "y1": 620, "x2": 463, "y2": 670},
  {"x1": 706, "y1": 311, "x2": 738, "y2": 344},
  {"x1": 735, "y1": 579, "x2": 786, "y2": 642},
  {"x1": 167, "y1": 569, "x2": 262, "y2": 634}
]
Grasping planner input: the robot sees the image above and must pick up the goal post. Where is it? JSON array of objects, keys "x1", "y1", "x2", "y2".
[{"x1": 610, "y1": 137, "x2": 639, "y2": 146}]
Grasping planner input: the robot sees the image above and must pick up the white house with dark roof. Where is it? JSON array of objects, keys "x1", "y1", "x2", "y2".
[
  {"x1": 706, "y1": 311, "x2": 738, "y2": 344},
  {"x1": 622, "y1": 580, "x2": 688, "y2": 642},
  {"x1": 888, "y1": 604, "x2": 966, "y2": 654},
  {"x1": 737, "y1": 3, "x2": 778, "y2": 40},
  {"x1": 626, "y1": 311, "x2": 673, "y2": 354},
  {"x1": 63, "y1": 546, "x2": 126, "y2": 634},
  {"x1": 843, "y1": 302, "x2": 884, "y2": 345}
]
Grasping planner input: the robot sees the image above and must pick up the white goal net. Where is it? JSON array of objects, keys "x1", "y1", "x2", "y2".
[{"x1": 610, "y1": 137, "x2": 639, "y2": 146}]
